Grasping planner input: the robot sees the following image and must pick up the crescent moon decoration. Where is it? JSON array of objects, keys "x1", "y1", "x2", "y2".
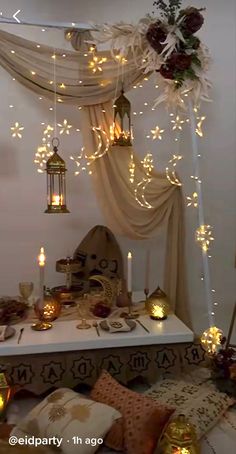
[
  {"x1": 92, "y1": 126, "x2": 110, "y2": 158},
  {"x1": 89, "y1": 275, "x2": 116, "y2": 305},
  {"x1": 34, "y1": 124, "x2": 54, "y2": 173},
  {"x1": 134, "y1": 177, "x2": 153, "y2": 209},
  {"x1": 166, "y1": 154, "x2": 182, "y2": 186}
]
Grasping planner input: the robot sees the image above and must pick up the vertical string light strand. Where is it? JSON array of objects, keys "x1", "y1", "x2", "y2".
[
  {"x1": 53, "y1": 48, "x2": 57, "y2": 137},
  {"x1": 188, "y1": 99, "x2": 214, "y2": 327}
]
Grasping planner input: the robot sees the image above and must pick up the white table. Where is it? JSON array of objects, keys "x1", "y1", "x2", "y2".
[
  {"x1": 0, "y1": 292, "x2": 197, "y2": 393},
  {"x1": 0, "y1": 291, "x2": 193, "y2": 356}
]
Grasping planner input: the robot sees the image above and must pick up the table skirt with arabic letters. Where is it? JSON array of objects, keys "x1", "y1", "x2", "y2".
[{"x1": 0, "y1": 342, "x2": 208, "y2": 395}]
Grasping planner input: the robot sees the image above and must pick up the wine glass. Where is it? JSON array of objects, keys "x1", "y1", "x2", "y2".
[
  {"x1": 19, "y1": 282, "x2": 34, "y2": 304},
  {"x1": 76, "y1": 295, "x2": 91, "y2": 330}
]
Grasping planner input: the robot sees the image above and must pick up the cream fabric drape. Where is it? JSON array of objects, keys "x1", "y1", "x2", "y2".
[
  {"x1": 0, "y1": 29, "x2": 190, "y2": 326},
  {"x1": 0, "y1": 29, "x2": 144, "y2": 105},
  {"x1": 81, "y1": 102, "x2": 190, "y2": 326}
]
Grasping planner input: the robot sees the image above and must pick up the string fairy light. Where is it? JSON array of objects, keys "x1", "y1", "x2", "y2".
[
  {"x1": 166, "y1": 154, "x2": 182, "y2": 186},
  {"x1": 141, "y1": 152, "x2": 154, "y2": 176},
  {"x1": 129, "y1": 151, "x2": 135, "y2": 184},
  {"x1": 89, "y1": 54, "x2": 107, "y2": 73},
  {"x1": 171, "y1": 114, "x2": 185, "y2": 131},
  {"x1": 195, "y1": 115, "x2": 206, "y2": 137},
  {"x1": 195, "y1": 224, "x2": 214, "y2": 252},
  {"x1": 151, "y1": 125, "x2": 164, "y2": 140},
  {"x1": 11, "y1": 122, "x2": 24, "y2": 138},
  {"x1": 70, "y1": 147, "x2": 93, "y2": 175}
]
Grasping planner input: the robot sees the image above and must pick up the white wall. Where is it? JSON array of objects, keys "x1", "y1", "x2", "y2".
[{"x1": 0, "y1": 0, "x2": 235, "y2": 338}]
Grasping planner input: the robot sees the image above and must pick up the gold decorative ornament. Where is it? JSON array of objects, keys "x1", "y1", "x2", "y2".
[
  {"x1": 89, "y1": 275, "x2": 116, "y2": 306},
  {"x1": 0, "y1": 373, "x2": 11, "y2": 419},
  {"x1": 112, "y1": 89, "x2": 132, "y2": 146},
  {"x1": 56, "y1": 257, "x2": 81, "y2": 290},
  {"x1": 145, "y1": 286, "x2": 170, "y2": 320},
  {"x1": 200, "y1": 326, "x2": 223, "y2": 355},
  {"x1": 160, "y1": 414, "x2": 200, "y2": 454},
  {"x1": 32, "y1": 289, "x2": 61, "y2": 331},
  {"x1": 45, "y1": 138, "x2": 70, "y2": 214}
]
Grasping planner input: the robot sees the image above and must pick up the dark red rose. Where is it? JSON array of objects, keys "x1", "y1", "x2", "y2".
[
  {"x1": 146, "y1": 21, "x2": 167, "y2": 54},
  {"x1": 159, "y1": 64, "x2": 175, "y2": 80},
  {"x1": 181, "y1": 7, "x2": 204, "y2": 34},
  {"x1": 168, "y1": 52, "x2": 192, "y2": 71}
]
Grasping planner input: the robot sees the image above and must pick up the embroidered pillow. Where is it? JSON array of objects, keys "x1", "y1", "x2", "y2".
[
  {"x1": 11, "y1": 388, "x2": 121, "y2": 454},
  {"x1": 145, "y1": 378, "x2": 234, "y2": 439},
  {"x1": 90, "y1": 370, "x2": 174, "y2": 454}
]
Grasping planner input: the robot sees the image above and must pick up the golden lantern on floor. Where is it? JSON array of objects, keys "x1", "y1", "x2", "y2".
[
  {"x1": 45, "y1": 138, "x2": 69, "y2": 214},
  {"x1": 160, "y1": 414, "x2": 200, "y2": 454},
  {"x1": 112, "y1": 88, "x2": 132, "y2": 147},
  {"x1": 145, "y1": 286, "x2": 170, "y2": 320},
  {"x1": 0, "y1": 373, "x2": 11, "y2": 419}
]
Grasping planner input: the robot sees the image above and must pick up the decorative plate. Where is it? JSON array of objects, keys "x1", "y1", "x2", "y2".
[
  {"x1": 99, "y1": 319, "x2": 136, "y2": 331},
  {"x1": 0, "y1": 326, "x2": 16, "y2": 341}
]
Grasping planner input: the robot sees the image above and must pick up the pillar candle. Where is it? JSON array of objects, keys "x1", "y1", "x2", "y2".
[{"x1": 127, "y1": 251, "x2": 132, "y2": 292}]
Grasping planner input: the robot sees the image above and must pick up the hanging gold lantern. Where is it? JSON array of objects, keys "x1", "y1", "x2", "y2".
[
  {"x1": 145, "y1": 286, "x2": 170, "y2": 320},
  {"x1": 160, "y1": 414, "x2": 200, "y2": 454},
  {"x1": 45, "y1": 138, "x2": 69, "y2": 214},
  {"x1": 112, "y1": 89, "x2": 132, "y2": 147},
  {"x1": 0, "y1": 373, "x2": 11, "y2": 419}
]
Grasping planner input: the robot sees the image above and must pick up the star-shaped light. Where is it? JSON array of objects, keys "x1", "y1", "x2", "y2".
[
  {"x1": 171, "y1": 115, "x2": 185, "y2": 131},
  {"x1": 70, "y1": 147, "x2": 93, "y2": 176},
  {"x1": 43, "y1": 124, "x2": 54, "y2": 138},
  {"x1": 34, "y1": 145, "x2": 52, "y2": 173},
  {"x1": 11, "y1": 122, "x2": 24, "y2": 138},
  {"x1": 196, "y1": 116, "x2": 206, "y2": 137},
  {"x1": 58, "y1": 119, "x2": 72, "y2": 135},
  {"x1": 151, "y1": 126, "x2": 164, "y2": 140},
  {"x1": 89, "y1": 55, "x2": 107, "y2": 73},
  {"x1": 195, "y1": 224, "x2": 214, "y2": 252},
  {"x1": 186, "y1": 192, "x2": 198, "y2": 207}
]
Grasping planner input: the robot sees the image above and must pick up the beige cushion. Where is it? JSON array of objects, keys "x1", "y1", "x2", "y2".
[
  {"x1": 145, "y1": 378, "x2": 234, "y2": 439},
  {"x1": 11, "y1": 388, "x2": 121, "y2": 454}
]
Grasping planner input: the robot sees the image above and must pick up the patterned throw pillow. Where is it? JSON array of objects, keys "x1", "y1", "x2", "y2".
[
  {"x1": 145, "y1": 378, "x2": 234, "y2": 439},
  {"x1": 90, "y1": 370, "x2": 174, "y2": 454},
  {"x1": 11, "y1": 388, "x2": 121, "y2": 454}
]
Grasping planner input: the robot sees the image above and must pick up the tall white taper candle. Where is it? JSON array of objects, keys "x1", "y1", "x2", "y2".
[
  {"x1": 38, "y1": 247, "x2": 46, "y2": 302},
  {"x1": 127, "y1": 252, "x2": 132, "y2": 293}
]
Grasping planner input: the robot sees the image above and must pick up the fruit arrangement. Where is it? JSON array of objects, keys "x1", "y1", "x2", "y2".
[{"x1": 92, "y1": 302, "x2": 111, "y2": 318}]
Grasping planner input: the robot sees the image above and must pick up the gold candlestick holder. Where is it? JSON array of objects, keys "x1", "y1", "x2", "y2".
[{"x1": 124, "y1": 292, "x2": 139, "y2": 319}]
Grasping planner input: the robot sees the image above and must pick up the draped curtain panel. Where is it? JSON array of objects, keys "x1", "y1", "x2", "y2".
[{"x1": 0, "y1": 29, "x2": 190, "y2": 326}]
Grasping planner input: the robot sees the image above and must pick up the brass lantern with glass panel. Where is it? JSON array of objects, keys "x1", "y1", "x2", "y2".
[
  {"x1": 45, "y1": 138, "x2": 69, "y2": 214},
  {"x1": 112, "y1": 89, "x2": 132, "y2": 146}
]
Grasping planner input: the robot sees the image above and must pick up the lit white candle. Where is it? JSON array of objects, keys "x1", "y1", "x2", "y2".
[
  {"x1": 145, "y1": 250, "x2": 151, "y2": 290},
  {"x1": 127, "y1": 251, "x2": 132, "y2": 292},
  {"x1": 38, "y1": 247, "x2": 46, "y2": 302}
]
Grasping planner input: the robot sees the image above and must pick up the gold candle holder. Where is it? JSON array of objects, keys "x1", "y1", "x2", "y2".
[{"x1": 124, "y1": 292, "x2": 139, "y2": 319}]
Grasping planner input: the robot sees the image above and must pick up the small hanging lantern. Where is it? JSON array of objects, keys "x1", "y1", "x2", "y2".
[
  {"x1": 0, "y1": 372, "x2": 11, "y2": 419},
  {"x1": 45, "y1": 138, "x2": 69, "y2": 213},
  {"x1": 112, "y1": 88, "x2": 132, "y2": 147},
  {"x1": 160, "y1": 414, "x2": 200, "y2": 454}
]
